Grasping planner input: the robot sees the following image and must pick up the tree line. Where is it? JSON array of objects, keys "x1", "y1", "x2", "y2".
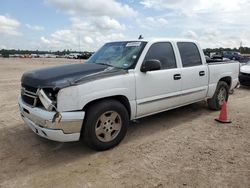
[
  {"x1": 0, "y1": 49, "x2": 90, "y2": 58},
  {"x1": 203, "y1": 46, "x2": 250, "y2": 55}
]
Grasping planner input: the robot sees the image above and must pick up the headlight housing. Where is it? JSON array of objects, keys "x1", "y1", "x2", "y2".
[{"x1": 38, "y1": 89, "x2": 56, "y2": 111}]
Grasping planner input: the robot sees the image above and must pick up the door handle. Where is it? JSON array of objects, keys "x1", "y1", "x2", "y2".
[
  {"x1": 173, "y1": 74, "x2": 181, "y2": 80},
  {"x1": 199, "y1": 71, "x2": 205, "y2": 76}
]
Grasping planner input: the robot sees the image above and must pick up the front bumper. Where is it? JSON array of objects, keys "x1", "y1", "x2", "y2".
[
  {"x1": 18, "y1": 96, "x2": 84, "y2": 142},
  {"x1": 239, "y1": 73, "x2": 250, "y2": 86}
]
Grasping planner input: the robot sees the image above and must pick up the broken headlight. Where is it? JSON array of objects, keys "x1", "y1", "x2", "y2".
[{"x1": 38, "y1": 89, "x2": 57, "y2": 111}]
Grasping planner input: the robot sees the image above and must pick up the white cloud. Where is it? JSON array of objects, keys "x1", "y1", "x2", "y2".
[
  {"x1": 70, "y1": 17, "x2": 95, "y2": 32},
  {"x1": 0, "y1": 15, "x2": 21, "y2": 36},
  {"x1": 140, "y1": 0, "x2": 181, "y2": 10},
  {"x1": 140, "y1": 0, "x2": 250, "y2": 48},
  {"x1": 93, "y1": 16, "x2": 125, "y2": 31},
  {"x1": 70, "y1": 16, "x2": 125, "y2": 32},
  {"x1": 137, "y1": 17, "x2": 168, "y2": 29},
  {"x1": 40, "y1": 16, "x2": 126, "y2": 50},
  {"x1": 41, "y1": 29, "x2": 78, "y2": 49},
  {"x1": 84, "y1": 36, "x2": 94, "y2": 44},
  {"x1": 41, "y1": 36, "x2": 50, "y2": 44},
  {"x1": 51, "y1": 29, "x2": 76, "y2": 43},
  {"x1": 26, "y1": 24, "x2": 44, "y2": 31},
  {"x1": 95, "y1": 33, "x2": 125, "y2": 44},
  {"x1": 183, "y1": 30, "x2": 198, "y2": 39},
  {"x1": 204, "y1": 28, "x2": 220, "y2": 37},
  {"x1": 140, "y1": 0, "x2": 249, "y2": 12},
  {"x1": 140, "y1": 0, "x2": 250, "y2": 25},
  {"x1": 45, "y1": 0, "x2": 137, "y2": 18},
  {"x1": 181, "y1": 28, "x2": 250, "y2": 49}
]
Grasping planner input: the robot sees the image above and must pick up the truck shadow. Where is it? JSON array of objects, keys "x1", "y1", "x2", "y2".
[
  {"x1": 126, "y1": 101, "x2": 210, "y2": 142},
  {"x1": 239, "y1": 85, "x2": 250, "y2": 90},
  {"x1": 1, "y1": 101, "x2": 211, "y2": 183}
]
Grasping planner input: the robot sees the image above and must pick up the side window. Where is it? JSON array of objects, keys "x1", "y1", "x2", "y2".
[
  {"x1": 144, "y1": 42, "x2": 177, "y2": 69},
  {"x1": 177, "y1": 42, "x2": 202, "y2": 67}
]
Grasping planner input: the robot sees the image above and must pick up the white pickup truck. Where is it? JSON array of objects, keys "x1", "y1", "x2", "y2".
[{"x1": 19, "y1": 39, "x2": 239, "y2": 150}]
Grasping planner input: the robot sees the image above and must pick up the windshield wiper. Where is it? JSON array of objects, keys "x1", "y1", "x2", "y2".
[
  {"x1": 96, "y1": 62, "x2": 122, "y2": 69},
  {"x1": 95, "y1": 62, "x2": 123, "y2": 70},
  {"x1": 96, "y1": 62, "x2": 112, "y2": 66}
]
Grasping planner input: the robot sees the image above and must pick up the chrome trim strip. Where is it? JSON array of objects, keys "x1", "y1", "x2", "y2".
[
  {"x1": 21, "y1": 87, "x2": 39, "y2": 107},
  {"x1": 23, "y1": 93, "x2": 37, "y2": 99},
  {"x1": 182, "y1": 88, "x2": 206, "y2": 96},
  {"x1": 138, "y1": 88, "x2": 206, "y2": 105},
  {"x1": 21, "y1": 87, "x2": 38, "y2": 95}
]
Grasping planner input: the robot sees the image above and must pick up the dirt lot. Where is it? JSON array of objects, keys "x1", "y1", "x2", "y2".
[{"x1": 0, "y1": 58, "x2": 249, "y2": 188}]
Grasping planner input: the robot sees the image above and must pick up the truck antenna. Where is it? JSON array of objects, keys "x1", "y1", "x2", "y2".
[{"x1": 138, "y1": 35, "x2": 143, "y2": 40}]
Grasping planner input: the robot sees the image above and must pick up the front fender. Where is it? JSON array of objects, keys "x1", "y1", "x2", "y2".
[{"x1": 57, "y1": 74, "x2": 135, "y2": 112}]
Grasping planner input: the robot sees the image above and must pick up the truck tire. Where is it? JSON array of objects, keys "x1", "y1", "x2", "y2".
[
  {"x1": 83, "y1": 99, "x2": 129, "y2": 151},
  {"x1": 207, "y1": 81, "x2": 229, "y2": 110}
]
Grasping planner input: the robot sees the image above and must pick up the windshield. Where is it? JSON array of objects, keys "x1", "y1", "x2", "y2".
[{"x1": 87, "y1": 41, "x2": 147, "y2": 69}]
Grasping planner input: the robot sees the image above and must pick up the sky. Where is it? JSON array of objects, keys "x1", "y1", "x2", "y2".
[{"x1": 0, "y1": 0, "x2": 250, "y2": 51}]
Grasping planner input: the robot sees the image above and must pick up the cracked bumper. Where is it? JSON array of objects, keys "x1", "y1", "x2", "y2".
[{"x1": 18, "y1": 96, "x2": 84, "y2": 142}]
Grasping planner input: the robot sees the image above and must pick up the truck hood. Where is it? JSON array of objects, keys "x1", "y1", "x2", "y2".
[
  {"x1": 240, "y1": 64, "x2": 250, "y2": 74},
  {"x1": 21, "y1": 63, "x2": 127, "y2": 89}
]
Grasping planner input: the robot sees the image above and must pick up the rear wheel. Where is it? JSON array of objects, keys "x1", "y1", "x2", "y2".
[
  {"x1": 83, "y1": 99, "x2": 129, "y2": 151},
  {"x1": 208, "y1": 81, "x2": 229, "y2": 110}
]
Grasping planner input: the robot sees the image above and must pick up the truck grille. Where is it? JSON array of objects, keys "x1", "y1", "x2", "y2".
[{"x1": 21, "y1": 84, "x2": 40, "y2": 107}]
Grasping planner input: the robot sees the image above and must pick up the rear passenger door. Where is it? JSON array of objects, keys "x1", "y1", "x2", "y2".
[{"x1": 177, "y1": 42, "x2": 209, "y2": 104}]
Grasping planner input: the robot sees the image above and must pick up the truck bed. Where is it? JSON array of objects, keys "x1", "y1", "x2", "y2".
[
  {"x1": 206, "y1": 59, "x2": 234, "y2": 64},
  {"x1": 206, "y1": 60, "x2": 239, "y2": 98}
]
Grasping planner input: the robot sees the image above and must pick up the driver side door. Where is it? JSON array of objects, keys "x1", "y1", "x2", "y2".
[{"x1": 135, "y1": 42, "x2": 182, "y2": 117}]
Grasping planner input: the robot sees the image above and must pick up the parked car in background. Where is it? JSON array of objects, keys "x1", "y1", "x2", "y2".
[
  {"x1": 206, "y1": 56, "x2": 230, "y2": 63},
  {"x1": 211, "y1": 52, "x2": 223, "y2": 60},
  {"x1": 77, "y1": 51, "x2": 93, "y2": 59},
  {"x1": 239, "y1": 61, "x2": 250, "y2": 86},
  {"x1": 205, "y1": 55, "x2": 211, "y2": 61},
  {"x1": 67, "y1": 53, "x2": 81, "y2": 59},
  {"x1": 44, "y1": 54, "x2": 58, "y2": 58},
  {"x1": 31, "y1": 54, "x2": 40, "y2": 58},
  {"x1": 223, "y1": 51, "x2": 243, "y2": 61}
]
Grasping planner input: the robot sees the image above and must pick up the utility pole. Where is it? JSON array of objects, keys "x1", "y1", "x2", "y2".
[
  {"x1": 79, "y1": 34, "x2": 81, "y2": 52},
  {"x1": 78, "y1": 32, "x2": 81, "y2": 63},
  {"x1": 240, "y1": 40, "x2": 243, "y2": 53}
]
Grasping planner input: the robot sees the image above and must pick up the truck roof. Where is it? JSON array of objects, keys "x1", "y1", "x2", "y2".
[{"x1": 109, "y1": 38, "x2": 198, "y2": 43}]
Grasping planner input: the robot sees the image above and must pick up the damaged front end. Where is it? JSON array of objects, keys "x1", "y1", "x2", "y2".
[
  {"x1": 21, "y1": 84, "x2": 58, "y2": 110},
  {"x1": 19, "y1": 85, "x2": 84, "y2": 142},
  {"x1": 19, "y1": 63, "x2": 127, "y2": 142}
]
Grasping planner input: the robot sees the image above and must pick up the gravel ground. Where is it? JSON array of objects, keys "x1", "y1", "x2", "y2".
[{"x1": 0, "y1": 58, "x2": 249, "y2": 188}]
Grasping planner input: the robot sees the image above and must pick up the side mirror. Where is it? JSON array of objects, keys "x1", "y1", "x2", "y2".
[{"x1": 140, "y1": 59, "x2": 162, "y2": 73}]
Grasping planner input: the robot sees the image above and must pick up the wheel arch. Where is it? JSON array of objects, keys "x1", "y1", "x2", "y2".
[
  {"x1": 82, "y1": 95, "x2": 131, "y2": 119},
  {"x1": 219, "y1": 76, "x2": 232, "y2": 88}
]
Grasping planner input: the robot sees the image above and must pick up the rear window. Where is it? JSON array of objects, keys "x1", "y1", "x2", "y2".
[{"x1": 177, "y1": 42, "x2": 202, "y2": 67}]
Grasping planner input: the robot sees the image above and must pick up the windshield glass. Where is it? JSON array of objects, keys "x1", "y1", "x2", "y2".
[{"x1": 87, "y1": 41, "x2": 147, "y2": 69}]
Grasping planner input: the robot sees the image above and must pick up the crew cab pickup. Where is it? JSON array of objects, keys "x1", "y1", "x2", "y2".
[{"x1": 18, "y1": 39, "x2": 239, "y2": 150}]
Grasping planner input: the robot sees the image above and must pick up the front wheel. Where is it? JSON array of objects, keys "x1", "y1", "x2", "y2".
[
  {"x1": 208, "y1": 81, "x2": 229, "y2": 110},
  {"x1": 83, "y1": 99, "x2": 129, "y2": 151}
]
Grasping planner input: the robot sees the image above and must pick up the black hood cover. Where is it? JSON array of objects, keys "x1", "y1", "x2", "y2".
[{"x1": 21, "y1": 63, "x2": 126, "y2": 89}]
